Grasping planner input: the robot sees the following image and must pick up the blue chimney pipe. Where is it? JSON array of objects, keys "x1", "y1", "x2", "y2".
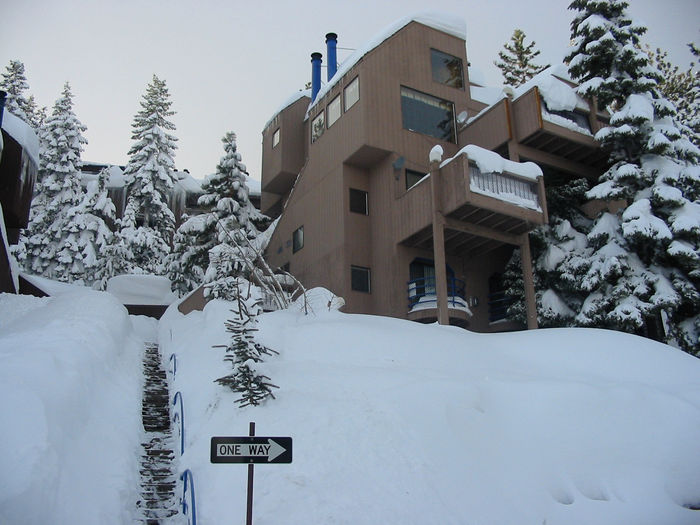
[
  {"x1": 311, "y1": 52, "x2": 323, "y2": 101},
  {"x1": 326, "y1": 33, "x2": 338, "y2": 81}
]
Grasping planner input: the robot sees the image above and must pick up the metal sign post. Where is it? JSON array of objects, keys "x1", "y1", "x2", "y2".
[{"x1": 210, "y1": 423, "x2": 293, "y2": 525}]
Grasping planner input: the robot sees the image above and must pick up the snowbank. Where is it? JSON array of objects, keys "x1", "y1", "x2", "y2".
[
  {"x1": 1, "y1": 110, "x2": 40, "y2": 166},
  {"x1": 160, "y1": 293, "x2": 700, "y2": 525},
  {"x1": 106, "y1": 274, "x2": 178, "y2": 305},
  {"x1": 0, "y1": 290, "x2": 145, "y2": 524}
]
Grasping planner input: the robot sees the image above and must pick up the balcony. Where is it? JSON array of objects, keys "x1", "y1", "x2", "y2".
[
  {"x1": 397, "y1": 148, "x2": 547, "y2": 258},
  {"x1": 407, "y1": 276, "x2": 471, "y2": 326}
]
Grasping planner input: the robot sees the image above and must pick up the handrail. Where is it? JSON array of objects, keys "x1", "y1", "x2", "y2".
[
  {"x1": 487, "y1": 290, "x2": 514, "y2": 322},
  {"x1": 172, "y1": 391, "x2": 185, "y2": 455},
  {"x1": 169, "y1": 353, "x2": 177, "y2": 376},
  {"x1": 180, "y1": 469, "x2": 197, "y2": 525}
]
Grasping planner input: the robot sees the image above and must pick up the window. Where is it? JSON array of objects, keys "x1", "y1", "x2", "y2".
[
  {"x1": 349, "y1": 188, "x2": 368, "y2": 215},
  {"x1": 351, "y1": 265, "x2": 371, "y2": 293},
  {"x1": 272, "y1": 128, "x2": 280, "y2": 147},
  {"x1": 311, "y1": 111, "x2": 325, "y2": 142},
  {"x1": 430, "y1": 49, "x2": 464, "y2": 89},
  {"x1": 344, "y1": 77, "x2": 359, "y2": 111},
  {"x1": 292, "y1": 226, "x2": 304, "y2": 253},
  {"x1": 327, "y1": 95, "x2": 341, "y2": 127},
  {"x1": 405, "y1": 169, "x2": 426, "y2": 190},
  {"x1": 400, "y1": 86, "x2": 455, "y2": 142}
]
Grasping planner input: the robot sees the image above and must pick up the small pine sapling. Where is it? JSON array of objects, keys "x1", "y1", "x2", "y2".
[{"x1": 214, "y1": 279, "x2": 279, "y2": 407}]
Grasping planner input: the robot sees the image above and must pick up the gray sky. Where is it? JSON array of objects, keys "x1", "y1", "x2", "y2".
[{"x1": 2, "y1": 0, "x2": 698, "y2": 182}]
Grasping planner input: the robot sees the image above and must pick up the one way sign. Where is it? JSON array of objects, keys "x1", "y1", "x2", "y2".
[{"x1": 210, "y1": 436, "x2": 293, "y2": 464}]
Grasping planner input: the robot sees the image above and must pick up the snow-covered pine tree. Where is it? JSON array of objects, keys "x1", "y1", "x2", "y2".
[
  {"x1": 167, "y1": 131, "x2": 265, "y2": 296},
  {"x1": 199, "y1": 132, "x2": 267, "y2": 297},
  {"x1": 645, "y1": 44, "x2": 699, "y2": 146},
  {"x1": 1, "y1": 60, "x2": 30, "y2": 123},
  {"x1": 214, "y1": 278, "x2": 279, "y2": 407},
  {"x1": 503, "y1": 178, "x2": 591, "y2": 327},
  {"x1": 71, "y1": 166, "x2": 117, "y2": 286},
  {"x1": 21, "y1": 83, "x2": 88, "y2": 280},
  {"x1": 121, "y1": 74, "x2": 178, "y2": 275},
  {"x1": 566, "y1": 0, "x2": 700, "y2": 353},
  {"x1": 495, "y1": 29, "x2": 549, "y2": 87}
]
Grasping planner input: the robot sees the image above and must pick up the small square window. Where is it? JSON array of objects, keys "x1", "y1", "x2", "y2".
[
  {"x1": 405, "y1": 169, "x2": 427, "y2": 190},
  {"x1": 292, "y1": 226, "x2": 304, "y2": 253},
  {"x1": 349, "y1": 188, "x2": 368, "y2": 215},
  {"x1": 327, "y1": 95, "x2": 341, "y2": 127},
  {"x1": 351, "y1": 265, "x2": 371, "y2": 293},
  {"x1": 431, "y1": 49, "x2": 464, "y2": 89},
  {"x1": 311, "y1": 111, "x2": 325, "y2": 142},
  {"x1": 344, "y1": 77, "x2": 359, "y2": 111},
  {"x1": 272, "y1": 128, "x2": 280, "y2": 147}
]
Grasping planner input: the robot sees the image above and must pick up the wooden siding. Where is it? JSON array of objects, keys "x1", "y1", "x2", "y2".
[
  {"x1": 511, "y1": 88, "x2": 542, "y2": 142},
  {"x1": 458, "y1": 101, "x2": 511, "y2": 151}
]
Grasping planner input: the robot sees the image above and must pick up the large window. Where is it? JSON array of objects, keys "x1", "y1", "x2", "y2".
[
  {"x1": 400, "y1": 86, "x2": 455, "y2": 142},
  {"x1": 327, "y1": 95, "x2": 341, "y2": 127},
  {"x1": 292, "y1": 226, "x2": 304, "y2": 253},
  {"x1": 431, "y1": 49, "x2": 464, "y2": 89},
  {"x1": 311, "y1": 111, "x2": 325, "y2": 142},
  {"x1": 351, "y1": 265, "x2": 371, "y2": 293},
  {"x1": 349, "y1": 188, "x2": 368, "y2": 215},
  {"x1": 344, "y1": 77, "x2": 359, "y2": 111}
]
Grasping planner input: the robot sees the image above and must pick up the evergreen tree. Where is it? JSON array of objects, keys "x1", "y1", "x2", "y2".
[
  {"x1": 1, "y1": 60, "x2": 30, "y2": 123},
  {"x1": 566, "y1": 0, "x2": 700, "y2": 353},
  {"x1": 495, "y1": 29, "x2": 549, "y2": 87},
  {"x1": 645, "y1": 44, "x2": 699, "y2": 146},
  {"x1": 168, "y1": 131, "x2": 266, "y2": 296},
  {"x1": 21, "y1": 83, "x2": 88, "y2": 280},
  {"x1": 73, "y1": 167, "x2": 117, "y2": 286},
  {"x1": 121, "y1": 75, "x2": 178, "y2": 275},
  {"x1": 214, "y1": 279, "x2": 278, "y2": 407}
]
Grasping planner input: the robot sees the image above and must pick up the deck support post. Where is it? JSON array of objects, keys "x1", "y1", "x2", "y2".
[
  {"x1": 519, "y1": 233, "x2": 538, "y2": 330},
  {"x1": 430, "y1": 157, "x2": 449, "y2": 326}
]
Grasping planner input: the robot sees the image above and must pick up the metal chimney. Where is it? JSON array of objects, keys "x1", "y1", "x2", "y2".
[
  {"x1": 325, "y1": 33, "x2": 338, "y2": 81},
  {"x1": 311, "y1": 52, "x2": 323, "y2": 101}
]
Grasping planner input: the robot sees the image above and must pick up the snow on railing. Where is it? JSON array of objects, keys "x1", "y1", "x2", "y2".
[
  {"x1": 180, "y1": 469, "x2": 197, "y2": 525},
  {"x1": 469, "y1": 165, "x2": 540, "y2": 209},
  {"x1": 172, "y1": 391, "x2": 185, "y2": 456}
]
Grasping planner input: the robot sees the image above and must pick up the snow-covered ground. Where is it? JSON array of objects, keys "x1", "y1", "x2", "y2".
[
  {"x1": 0, "y1": 290, "x2": 152, "y2": 524},
  {"x1": 161, "y1": 289, "x2": 700, "y2": 525},
  {"x1": 1, "y1": 286, "x2": 700, "y2": 524}
]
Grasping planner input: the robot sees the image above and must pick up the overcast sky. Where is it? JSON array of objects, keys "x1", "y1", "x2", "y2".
[{"x1": 1, "y1": 0, "x2": 698, "y2": 182}]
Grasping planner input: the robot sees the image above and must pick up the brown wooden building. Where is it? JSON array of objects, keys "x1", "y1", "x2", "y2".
[
  {"x1": 1, "y1": 96, "x2": 39, "y2": 294},
  {"x1": 261, "y1": 14, "x2": 608, "y2": 331}
]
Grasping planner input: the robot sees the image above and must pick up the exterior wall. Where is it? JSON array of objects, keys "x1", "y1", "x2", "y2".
[{"x1": 261, "y1": 19, "x2": 607, "y2": 333}]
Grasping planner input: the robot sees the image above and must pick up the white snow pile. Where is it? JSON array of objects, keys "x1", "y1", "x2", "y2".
[
  {"x1": 445, "y1": 144, "x2": 543, "y2": 180},
  {"x1": 0, "y1": 290, "x2": 146, "y2": 524},
  {"x1": 1, "y1": 110, "x2": 40, "y2": 166},
  {"x1": 161, "y1": 289, "x2": 700, "y2": 525},
  {"x1": 106, "y1": 274, "x2": 178, "y2": 305}
]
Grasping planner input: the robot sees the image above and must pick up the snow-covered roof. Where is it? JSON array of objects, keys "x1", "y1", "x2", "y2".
[
  {"x1": 245, "y1": 175, "x2": 261, "y2": 196},
  {"x1": 467, "y1": 66, "x2": 487, "y2": 87},
  {"x1": 308, "y1": 11, "x2": 466, "y2": 113},
  {"x1": 175, "y1": 171, "x2": 203, "y2": 193},
  {"x1": 441, "y1": 144, "x2": 542, "y2": 180},
  {"x1": 106, "y1": 274, "x2": 178, "y2": 305},
  {"x1": 513, "y1": 64, "x2": 589, "y2": 112},
  {"x1": 470, "y1": 85, "x2": 506, "y2": 106},
  {"x1": 264, "y1": 89, "x2": 311, "y2": 131},
  {"x1": 1, "y1": 111, "x2": 40, "y2": 166},
  {"x1": 81, "y1": 164, "x2": 125, "y2": 189}
]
